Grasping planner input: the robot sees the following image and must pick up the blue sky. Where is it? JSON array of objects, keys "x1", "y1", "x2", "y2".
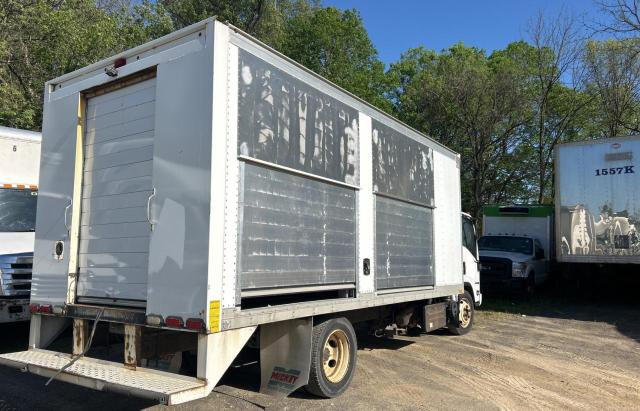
[{"x1": 323, "y1": 1, "x2": 603, "y2": 66}]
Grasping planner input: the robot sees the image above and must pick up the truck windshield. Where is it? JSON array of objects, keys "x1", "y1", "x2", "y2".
[
  {"x1": 0, "y1": 188, "x2": 37, "y2": 232},
  {"x1": 478, "y1": 236, "x2": 532, "y2": 255}
]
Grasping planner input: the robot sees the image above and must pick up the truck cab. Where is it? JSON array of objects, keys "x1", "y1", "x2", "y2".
[
  {"x1": 479, "y1": 205, "x2": 553, "y2": 294},
  {"x1": 462, "y1": 213, "x2": 482, "y2": 306},
  {"x1": 478, "y1": 235, "x2": 548, "y2": 294}
]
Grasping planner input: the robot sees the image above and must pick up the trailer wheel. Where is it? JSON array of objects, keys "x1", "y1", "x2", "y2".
[
  {"x1": 448, "y1": 291, "x2": 474, "y2": 335},
  {"x1": 306, "y1": 317, "x2": 357, "y2": 398}
]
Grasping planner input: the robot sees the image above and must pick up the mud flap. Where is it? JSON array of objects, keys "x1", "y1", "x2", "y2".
[{"x1": 259, "y1": 318, "x2": 312, "y2": 397}]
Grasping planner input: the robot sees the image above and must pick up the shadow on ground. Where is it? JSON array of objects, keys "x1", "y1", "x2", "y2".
[{"x1": 480, "y1": 274, "x2": 640, "y2": 343}]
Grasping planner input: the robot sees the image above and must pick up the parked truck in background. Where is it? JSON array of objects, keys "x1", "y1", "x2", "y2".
[
  {"x1": 555, "y1": 136, "x2": 640, "y2": 283},
  {"x1": 0, "y1": 126, "x2": 41, "y2": 323},
  {"x1": 478, "y1": 205, "x2": 553, "y2": 294},
  {"x1": 0, "y1": 19, "x2": 477, "y2": 405}
]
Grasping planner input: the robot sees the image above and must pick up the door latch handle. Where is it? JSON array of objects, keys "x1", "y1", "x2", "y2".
[
  {"x1": 64, "y1": 201, "x2": 72, "y2": 232},
  {"x1": 147, "y1": 188, "x2": 156, "y2": 231}
]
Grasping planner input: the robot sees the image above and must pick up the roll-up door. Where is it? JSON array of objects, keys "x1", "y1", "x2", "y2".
[{"x1": 76, "y1": 76, "x2": 156, "y2": 305}]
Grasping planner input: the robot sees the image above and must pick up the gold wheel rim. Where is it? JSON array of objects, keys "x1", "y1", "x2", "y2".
[
  {"x1": 322, "y1": 329, "x2": 350, "y2": 383},
  {"x1": 459, "y1": 299, "x2": 472, "y2": 328}
]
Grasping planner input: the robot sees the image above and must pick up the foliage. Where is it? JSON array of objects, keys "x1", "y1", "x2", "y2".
[
  {"x1": 2, "y1": 1, "x2": 640, "y2": 218},
  {"x1": 0, "y1": 0, "x2": 147, "y2": 130}
]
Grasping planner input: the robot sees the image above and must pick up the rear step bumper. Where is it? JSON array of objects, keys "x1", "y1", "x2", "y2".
[{"x1": 0, "y1": 349, "x2": 208, "y2": 405}]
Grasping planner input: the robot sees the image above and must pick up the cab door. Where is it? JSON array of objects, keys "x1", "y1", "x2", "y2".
[{"x1": 461, "y1": 215, "x2": 481, "y2": 301}]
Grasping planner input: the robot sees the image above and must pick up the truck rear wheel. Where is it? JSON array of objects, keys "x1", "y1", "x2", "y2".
[
  {"x1": 448, "y1": 291, "x2": 474, "y2": 335},
  {"x1": 306, "y1": 317, "x2": 357, "y2": 398}
]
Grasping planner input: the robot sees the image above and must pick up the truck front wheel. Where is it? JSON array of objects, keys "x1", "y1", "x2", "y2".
[
  {"x1": 306, "y1": 317, "x2": 357, "y2": 398},
  {"x1": 448, "y1": 291, "x2": 474, "y2": 335}
]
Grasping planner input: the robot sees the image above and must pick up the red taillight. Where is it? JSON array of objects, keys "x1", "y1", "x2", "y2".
[
  {"x1": 39, "y1": 305, "x2": 53, "y2": 314},
  {"x1": 29, "y1": 304, "x2": 39, "y2": 314},
  {"x1": 113, "y1": 57, "x2": 127, "y2": 68},
  {"x1": 165, "y1": 316, "x2": 184, "y2": 328},
  {"x1": 185, "y1": 318, "x2": 205, "y2": 331}
]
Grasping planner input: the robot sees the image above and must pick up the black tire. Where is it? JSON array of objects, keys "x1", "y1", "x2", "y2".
[
  {"x1": 448, "y1": 291, "x2": 474, "y2": 335},
  {"x1": 523, "y1": 272, "x2": 536, "y2": 298},
  {"x1": 306, "y1": 317, "x2": 357, "y2": 398}
]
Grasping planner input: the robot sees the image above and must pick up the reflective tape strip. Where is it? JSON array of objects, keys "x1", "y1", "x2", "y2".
[{"x1": 0, "y1": 183, "x2": 38, "y2": 190}]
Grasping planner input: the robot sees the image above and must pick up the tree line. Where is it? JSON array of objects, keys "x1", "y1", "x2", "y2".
[{"x1": 2, "y1": 0, "x2": 639, "y2": 218}]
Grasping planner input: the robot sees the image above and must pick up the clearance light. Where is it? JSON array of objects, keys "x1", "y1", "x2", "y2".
[
  {"x1": 165, "y1": 316, "x2": 184, "y2": 328},
  {"x1": 146, "y1": 314, "x2": 164, "y2": 327},
  {"x1": 185, "y1": 318, "x2": 205, "y2": 331},
  {"x1": 113, "y1": 57, "x2": 127, "y2": 68}
]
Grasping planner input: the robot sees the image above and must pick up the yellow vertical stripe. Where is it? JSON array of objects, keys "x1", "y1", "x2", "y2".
[{"x1": 209, "y1": 300, "x2": 221, "y2": 332}]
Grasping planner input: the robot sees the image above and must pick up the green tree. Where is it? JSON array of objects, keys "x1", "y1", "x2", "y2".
[
  {"x1": 388, "y1": 44, "x2": 533, "y2": 217},
  {"x1": 0, "y1": 0, "x2": 146, "y2": 130},
  {"x1": 583, "y1": 39, "x2": 640, "y2": 137},
  {"x1": 280, "y1": 7, "x2": 391, "y2": 112}
]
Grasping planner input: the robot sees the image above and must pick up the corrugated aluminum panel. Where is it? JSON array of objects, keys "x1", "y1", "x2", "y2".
[
  {"x1": 375, "y1": 196, "x2": 434, "y2": 290},
  {"x1": 77, "y1": 77, "x2": 156, "y2": 303},
  {"x1": 239, "y1": 163, "x2": 356, "y2": 291}
]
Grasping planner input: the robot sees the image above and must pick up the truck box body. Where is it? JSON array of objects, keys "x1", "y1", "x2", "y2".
[
  {"x1": 1, "y1": 19, "x2": 465, "y2": 404},
  {"x1": 555, "y1": 136, "x2": 640, "y2": 264},
  {"x1": 28, "y1": 18, "x2": 462, "y2": 330}
]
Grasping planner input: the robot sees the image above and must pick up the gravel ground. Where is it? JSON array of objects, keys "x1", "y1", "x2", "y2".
[{"x1": 0, "y1": 295, "x2": 638, "y2": 411}]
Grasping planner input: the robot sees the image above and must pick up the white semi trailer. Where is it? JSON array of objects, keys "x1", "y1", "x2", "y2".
[
  {"x1": 0, "y1": 126, "x2": 41, "y2": 323},
  {"x1": 556, "y1": 136, "x2": 640, "y2": 263},
  {"x1": 0, "y1": 19, "x2": 474, "y2": 404}
]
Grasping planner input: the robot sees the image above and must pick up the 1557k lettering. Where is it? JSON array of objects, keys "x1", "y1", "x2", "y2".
[{"x1": 595, "y1": 165, "x2": 635, "y2": 176}]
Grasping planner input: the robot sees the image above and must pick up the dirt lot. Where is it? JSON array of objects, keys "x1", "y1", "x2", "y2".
[{"x1": 0, "y1": 295, "x2": 638, "y2": 410}]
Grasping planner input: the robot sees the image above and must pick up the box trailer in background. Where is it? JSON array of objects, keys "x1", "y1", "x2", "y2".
[
  {"x1": 479, "y1": 205, "x2": 553, "y2": 293},
  {"x1": 555, "y1": 136, "x2": 640, "y2": 264},
  {"x1": 0, "y1": 19, "x2": 473, "y2": 405},
  {"x1": 0, "y1": 126, "x2": 41, "y2": 323}
]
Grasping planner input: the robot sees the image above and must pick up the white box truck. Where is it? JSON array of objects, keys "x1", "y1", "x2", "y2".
[
  {"x1": 479, "y1": 205, "x2": 553, "y2": 293},
  {"x1": 0, "y1": 19, "x2": 475, "y2": 405},
  {"x1": 0, "y1": 126, "x2": 41, "y2": 323},
  {"x1": 556, "y1": 136, "x2": 640, "y2": 263}
]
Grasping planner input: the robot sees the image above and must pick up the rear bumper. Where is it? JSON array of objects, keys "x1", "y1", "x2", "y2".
[
  {"x1": 0, "y1": 349, "x2": 208, "y2": 405},
  {"x1": 0, "y1": 299, "x2": 29, "y2": 323}
]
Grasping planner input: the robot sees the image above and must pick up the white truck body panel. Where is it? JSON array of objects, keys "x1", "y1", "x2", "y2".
[
  {"x1": 0, "y1": 126, "x2": 41, "y2": 185},
  {"x1": 556, "y1": 136, "x2": 640, "y2": 264}
]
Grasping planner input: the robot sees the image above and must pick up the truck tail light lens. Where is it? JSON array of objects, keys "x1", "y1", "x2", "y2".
[
  {"x1": 38, "y1": 305, "x2": 52, "y2": 314},
  {"x1": 29, "y1": 304, "x2": 39, "y2": 314},
  {"x1": 185, "y1": 318, "x2": 205, "y2": 331},
  {"x1": 165, "y1": 316, "x2": 184, "y2": 328}
]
